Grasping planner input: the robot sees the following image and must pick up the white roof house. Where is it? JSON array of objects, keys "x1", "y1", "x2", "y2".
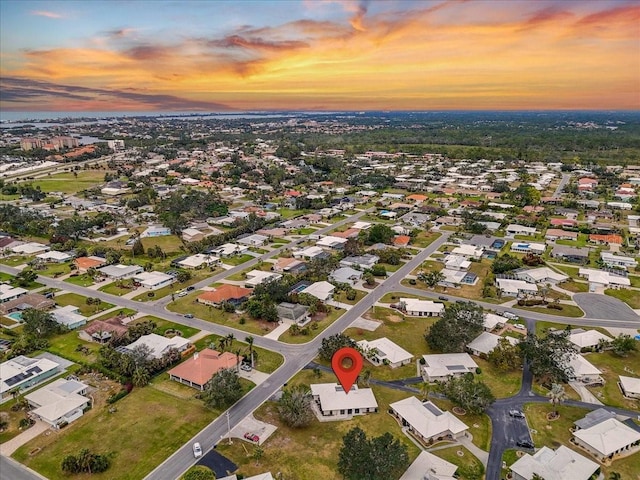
[
  {"x1": 600, "y1": 252, "x2": 638, "y2": 268},
  {"x1": 25, "y1": 378, "x2": 90, "y2": 428},
  {"x1": 444, "y1": 254, "x2": 471, "y2": 271},
  {"x1": 11, "y1": 242, "x2": 50, "y2": 255},
  {"x1": 293, "y1": 246, "x2": 326, "y2": 260},
  {"x1": 36, "y1": 251, "x2": 72, "y2": 263},
  {"x1": 579, "y1": 268, "x2": 631, "y2": 289},
  {"x1": 467, "y1": 332, "x2": 518, "y2": 357},
  {"x1": 619, "y1": 375, "x2": 640, "y2": 399},
  {"x1": 401, "y1": 298, "x2": 445, "y2": 317},
  {"x1": 439, "y1": 268, "x2": 469, "y2": 287},
  {"x1": 568, "y1": 329, "x2": 612, "y2": 350},
  {"x1": 399, "y1": 451, "x2": 457, "y2": 480},
  {"x1": 51, "y1": 305, "x2": 87, "y2": 329},
  {"x1": 421, "y1": 353, "x2": 478, "y2": 382},
  {"x1": 483, "y1": 313, "x2": 506, "y2": 331},
  {"x1": 559, "y1": 353, "x2": 602, "y2": 382},
  {"x1": 238, "y1": 234, "x2": 269, "y2": 246},
  {"x1": 510, "y1": 242, "x2": 546, "y2": 254},
  {"x1": 514, "y1": 267, "x2": 568, "y2": 285},
  {"x1": 0, "y1": 284, "x2": 28, "y2": 303},
  {"x1": 506, "y1": 224, "x2": 537, "y2": 236},
  {"x1": 357, "y1": 338, "x2": 413, "y2": 368},
  {"x1": 573, "y1": 418, "x2": 640, "y2": 460},
  {"x1": 310, "y1": 383, "x2": 378, "y2": 419},
  {"x1": 316, "y1": 235, "x2": 348, "y2": 249},
  {"x1": 98, "y1": 264, "x2": 144, "y2": 280},
  {"x1": 244, "y1": 270, "x2": 282, "y2": 288},
  {"x1": 1, "y1": 355, "x2": 60, "y2": 398},
  {"x1": 495, "y1": 278, "x2": 538, "y2": 297},
  {"x1": 509, "y1": 445, "x2": 599, "y2": 480},
  {"x1": 300, "y1": 281, "x2": 335, "y2": 301},
  {"x1": 212, "y1": 243, "x2": 248, "y2": 257},
  {"x1": 177, "y1": 253, "x2": 219, "y2": 269},
  {"x1": 134, "y1": 271, "x2": 175, "y2": 290},
  {"x1": 124, "y1": 333, "x2": 190, "y2": 359},
  {"x1": 389, "y1": 397, "x2": 469, "y2": 443},
  {"x1": 451, "y1": 244, "x2": 483, "y2": 259}
]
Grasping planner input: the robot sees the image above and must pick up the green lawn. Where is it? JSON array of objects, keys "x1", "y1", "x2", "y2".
[
  {"x1": 90, "y1": 308, "x2": 137, "y2": 322},
  {"x1": 334, "y1": 289, "x2": 367, "y2": 305},
  {"x1": 0, "y1": 272, "x2": 14, "y2": 282},
  {"x1": 515, "y1": 303, "x2": 584, "y2": 318},
  {"x1": 279, "y1": 307, "x2": 346, "y2": 344},
  {"x1": 222, "y1": 254, "x2": 254, "y2": 266},
  {"x1": 217, "y1": 368, "x2": 421, "y2": 480},
  {"x1": 193, "y1": 334, "x2": 284, "y2": 373},
  {"x1": 605, "y1": 288, "x2": 640, "y2": 309},
  {"x1": 431, "y1": 446, "x2": 485, "y2": 480},
  {"x1": 98, "y1": 282, "x2": 138, "y2": 296},
  {"x1": 167, "y1": 293, "x2": 269, "y2": 336},
  {"x1": 411, "y1": 231, "x2": 441, "y2": 249},
  {"x1": 33, "y1": 263, "x2": 73, "y2": 278},
  {"x1": 54, "y1": 293, "x2": 114, "y2": 316},
  {"x1": 131, "y1": 270, "x2": 215, "y2": 302},
  {"x1": 585, "y1": 350, "x2": 640, "y2": 410},
  {"x1": 553, "y1": 264, "x2": 580, "y2": 278},
  {"x1": 500, "y1": 449, "x2": 520, "y2": 478},
  {"x1": 140, "y1": 235, "x2": 184, "y2": 254},
  {"x1": 559, "y1": 279, "x2": 589, "y2": 293},
  {"x1": 0, "y1": 255, "x2": 33, "y2": 266},
  {"x1": 13, "y1": 386, "x2": 217, "y2": 480},
  {"x1": 379, "y1": 291, "x2": 430, "y2": 303},
  {"x1": 64, "y1": 273, "x2": 96, "y2": 287},
  {"x1": 133, "y1": 316, "x2": 200, "y2": 339},
  {"x1": 30, "y1": 170, "x2": 114, "y2": 194},
  {"x1": 474, "y1": 357, "x2": 522, "y2": 399},
  {"x1": 46, "y1": 330, "x2": 102, "y2": 364}
]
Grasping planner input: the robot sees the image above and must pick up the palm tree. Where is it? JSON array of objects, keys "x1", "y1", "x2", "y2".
[
  {"x1": 418, "y1": 381, "x2": 431, "y2": 401},
  {"x1": 547, "y1": 383, "x2": 568, "y2": 417},
  {"x1": 245, "y1": 335, "x2": 255, "y2": 368},
  {"x1": 226, "y1": 333, "x2": 235, "y2": 349},
  {"x1": 609, "y1": 472, "x2": 622, "y2": 480},
  {"x1": 235, "y1": 349, "x2": 242, "y2": 372},
  {"x1": 359, "y1": 369, "x2": 372, "y2": 387},
  {"x1": 217, "y1": 337, "x2": 226, "y2": 352}
]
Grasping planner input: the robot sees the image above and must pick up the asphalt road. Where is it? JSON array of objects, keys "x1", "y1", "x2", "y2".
[
  {"x1": 0, "y1": 456, "x2": 46, "y2": 480},
  {"x1": 573, "y1": 293, "x2": 640, "y2": 322},
  {"x1": 553, "y1": 172, "x2": 572, "y2": 198}
]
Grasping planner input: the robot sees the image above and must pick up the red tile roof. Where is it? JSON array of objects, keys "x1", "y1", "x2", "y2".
[
  {"x1": 197, "y1": 284, "x2": 252, "y2": 304},
  {"x1": 168, "y1": 349, "x2": 241, "y2": 387}
]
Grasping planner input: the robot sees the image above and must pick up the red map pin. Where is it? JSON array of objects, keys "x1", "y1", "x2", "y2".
[{"x1": 331, "y1": 347, "x2": 363, "y2": 395}]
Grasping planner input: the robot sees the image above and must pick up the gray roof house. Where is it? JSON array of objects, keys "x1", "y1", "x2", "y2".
[
  {"x1": 339, "y1": 254, "x2": 379, "y2": 270},
  {"x1": 329, "y1": 267, "x2": 363, "y2": 286},
  {"x1": 276, "y1": 302, "x2": 310, "y2": 325}
]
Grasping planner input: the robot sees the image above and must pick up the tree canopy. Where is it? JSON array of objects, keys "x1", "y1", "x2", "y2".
[
  {"x1": 425, "y1": 302, "x2": 484, "y2": 353},
  {"x1": 201, "y1": 368, "x2": 243, "y2": 409},
  {"x1": 443, "y1": 374, "x2": 495, "y2": 415}
]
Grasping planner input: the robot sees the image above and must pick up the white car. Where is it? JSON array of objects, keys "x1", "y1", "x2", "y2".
[
  {"x1": 177, "y1": 291, "x2": 188, "y2": 298},
  {"x1": 513, "y1": 324, "x2": 526, "y2": 330},
  {"x1": 192, "y1": 442, "x2": 202, "y2": 458}
]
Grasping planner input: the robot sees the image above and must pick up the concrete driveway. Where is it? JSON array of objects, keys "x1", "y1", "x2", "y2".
[
  {"x1": 574, "y1": 293, "x2": 639, "y2": 321},
  {"x1": 0, "y1": 420, "x2": 50, "y2": 456}
]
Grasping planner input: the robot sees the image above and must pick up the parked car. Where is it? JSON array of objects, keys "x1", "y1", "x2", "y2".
[
  {"x1": 438, "y1": 296, "x2": 449, "y2": 301},
  {"x1": 516, "y1": 439, "x2": 534, "y2": 449},
  {"x1": 186, "y1": 286, "x2": 195, "y2": 291},
  {"x1": 513, "y1": 324, "x2": 526, "y2": 330},
  {"x1": 244, "y1": 432, "x2": 259, "y2": 442},
  {"x1": 192, "y1": 442, "x2": 202, "y2": 458},
  {"x1": 240, "y1": 363, "x2": 252, "y2": 372},
  {"x1": 177, "y1": 291, "x2": 188, "y2": 297},
  {"x1": 509, "y1": 410, "x2": 525, "y2": 418},
  {"x1": 184, "y1": 313, "x2": 194, "y2": 319}
]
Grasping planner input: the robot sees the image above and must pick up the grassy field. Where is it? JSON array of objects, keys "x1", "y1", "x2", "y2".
[
  {"x1": 411, "y1": 231, "x2": 441, "y2": 249},
  {"x1": 429, "y1": 397, "x2": 492, "y2": 452},
  {"x1": 334, "y1": 289, "x2": 367, "y2": 305},
  {"x1": 474, "y1": 357, "x2": 522, "y2": 399},
  {"x1": 54, "y1": 293, "x2": 114, "y2": 316},
  {"x1": 98, "y1": 281, "x2": 139, "y2": 296},
  {"x1": 133, "y1": 315, "x2": 201, "y2": 339},
  {"x1": 217, "y1": 368, "x2": 421, "y2": 480},
  {"x1": 193, "y1": 334, "x2": 284, "y2": 374},
  {"x1": 585, "y1": 350, "x2": 640, "y2": 410},
  {"x1": 515, "y1": 303, "x2": 584, "y2": 318},
  {"x1": 64, "y1": 273, "x2": 96, "y2": 287},
  {"x1": 167, "y1": 292, "x2": 271, "y2": 336},
  {"x1": 605, "y1": 288, "x2": 640, "y2": 309},
  {"x1": 46, "y1": 330, "x2": 102, "y2": 364},
  {"x1": 222, "y1": 254, "x2": 255, "y2": 267},
  {"x1": 140, "y1": 235, "x2": 184, "y2": 254},
  {"x1": 0, "y1": 255, "x2": 33, "y2": 266},
  {"x1": 91, "y1": 308, "x2": 137, "y2": 322},
  {"x1": 379, "y1": 291, "x2": 431, "y2": 303},
  {"x1": 30, "y1": 170, "x2": 114, "y2": 194},
  {"x1": 431, "y1": 446, "x2": 485, "y2": 480},
  {"x1": 278, "y1": 307, "x2": 346, "y2": 344},
  {"x1": 559, "y1": 279, "x2": 589, "y2": 293},
  {"x1": 33, "y1": 263, "x2": 73, "y2": 278},
  {"x1": 13, "y1": 386, "x2": 218, "y2": 480}
]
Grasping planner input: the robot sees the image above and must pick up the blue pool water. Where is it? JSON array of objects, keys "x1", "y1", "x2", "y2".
[{"x1": 7, "y1": 311, "x2": 23, "y2": 321}]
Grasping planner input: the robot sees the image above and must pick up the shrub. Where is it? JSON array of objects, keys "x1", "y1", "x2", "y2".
[
  {"x1": 476, "y1": 367, "x2": 482, "y2": 374},
  {"x1": 409, "y1": 279, "x2": 417, "y2": 285},
  {"x1": 107, "y1": 389, "x2": 129, "y2": 404}
]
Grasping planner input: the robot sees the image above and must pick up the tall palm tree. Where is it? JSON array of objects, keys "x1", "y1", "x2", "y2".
[
  {"x1": 245, "y1": 335, "x2": 255, "y2": 368},
  {"x1": 547, "y1": 383, "x2": 568, "y2": 417}
]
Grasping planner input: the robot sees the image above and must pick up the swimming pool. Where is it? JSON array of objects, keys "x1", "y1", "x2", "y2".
[{"x1": 7, "y1": 311, "x2": 23, "y2": 321}]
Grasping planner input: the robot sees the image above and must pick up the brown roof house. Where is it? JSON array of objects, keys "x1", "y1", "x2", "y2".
[
  {"x1": 196, "y1": 284, "x2": 252, "y2": 307},
  {"x1": 168, "y1": 349, "x2": 241, "y2": 390}
]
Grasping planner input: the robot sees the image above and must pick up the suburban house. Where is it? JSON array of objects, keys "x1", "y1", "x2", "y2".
[
  {"x1": 506, "y1": 224, "x2": 537, "y2": 236},
  {"x1": 578, "y1": 268, "x2": 631, "y2": 290},
  {"x1": 589, "y1": 234, "x2": 623, "y2": 246},
  {"x1": 36, "y1": 251, "x2": 72, "y2": 263},
  {"x1": 467, "y1": 332, "x2": 518, "y2": 357},
  {"x1": 80, "y1": 317, "x2": 129, "y2": 343},
  {"x1": 0, "y1": 293, "x2": 55, "y2": 316},
  {"x1": 210, "y1": 243, "x2": 249, "y2": 257},
  {"x1": 122, "y1": 333, "x2": 191, "y2": 359},
  {"x1": 0, "y1": 355, "x2": 60, "y2": 398},
  {"x1": 276, "y1": 302, "x2": 310, "y2": 325},
  {"x1": 141, "y1": 226, "x2": 171, "y2": 237},
  {"x1": 551, "y1": 246, "x2": 589, "y2": 263},
  {"x1": 444, "y1": 254, "x2": 472, "y2": 271},
  {"x1": 558, "y1": 353, "x2": 603, "y2": 383},
  {"x1": 181, "y1": 228, "x2": 206, "y2": 243},
  {"x1": 329, "y1": 266, "x2": 363, "y2": 286},
  {"x1": 51, "y1": 305, "x2": 88, "y2": 330},
  {"x1": 133, "y1": 271, "x2": 175, "y2": 290},
  {"x1": 316, "y1": 235, "x2": 348, "y2": 250},
  {"x1": 389, "y1": 397, "x2": 469, "y2": 445},
  {"x1": 300, "y1": 281, "x2": 335, "y2": 302},
  {"x1": 293, "y1": 246, "x2": 330, "y2": 261},
  {"x1": 420, "y1": 353, "x2": 478, "y2": 383},
  {"x1": 74, "y1": 256, "x2": 106, "y2": 272},
  {"x1": 510, "y1": 242, "x2": 546, "y2": 255},
  {"x1": 168, "y1": 349, "x2": 241, "y2": 390},
  {"x1": 272, "y1": 257, "x2": 307, "y2": 274},
  {"x1": 357, "y1": 338, "x2": 413, "y2": 368},
  {"x1": 25, "y1": 378, "x2": 90, "y2": 428},
  {"x1": 619, "y1": 376, "x2": 640, "y2": 399},
  {"x1": 339, "y1": 254, "x2": 379, "y2": 270},
  {"x1": 567, "y1": 329, "x2": 612, "y2": 351},
  {"x1": 495, "y1": 278, "x2": 538, "y2": 297},
  {"x1": 545, "y1": 229, "x2": 578, "y2": 242},
  {"x1": 509, "y1": 445, "x2": 599, "y2": 480},
  {"x1": 399, "y1": 451, "x2": 458, "y2": 480},
  {"x1": 310, "y1": 383, "x2": 378, "y2": 420},
  {"x1": 238, "y1": 234, "x2": 269, "y2": 247},
  {"x1": 0, "y1": 284, "x2": 28, "y2": 303},
  {"x1": 11, "y1": 242, "x2": 50, "y2": 255},
  {"x1": 451, "y1": 244, "x2": 483, "y2": 259},
  {"x1": 196, "y1": 285, "x2": 252, "y2": 307},
  {"x1": 600, "y1": 252, "x2": 638, "y2": 269},
  {"x1": 98, "y1": 264, "x2": 144, "y2": 280},
  {"x1": 400, "y1": 298, "x2": 444, "y2": 317},
  {"x1": 514, "y1": 267, "x2": 568, "y2": 285},
  {"x1": 572, "y1": 412, "x2": 640, "y2": 462},
  {"x1": 244, "y1": 270, "x2": 282, "y2": 288},
  {"x1": 483, "y1": 313, "x2": 506, "y2": 331},
  {"x1": 176, "y1": 254, "x2": 219, "y2": 269}
]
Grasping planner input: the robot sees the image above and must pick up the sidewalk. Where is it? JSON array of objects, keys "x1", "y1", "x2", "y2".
[
  {"x1": 569, "y1": 381, "x2": 604, "y2": 405},
  {"x1": 457, "y1": 433, "x2": 489, "y2": 466}
]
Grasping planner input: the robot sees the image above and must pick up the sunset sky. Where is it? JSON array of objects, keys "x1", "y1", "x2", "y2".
[{"x1": 1, "y1": 0, "x2": 639, "y2": 111}]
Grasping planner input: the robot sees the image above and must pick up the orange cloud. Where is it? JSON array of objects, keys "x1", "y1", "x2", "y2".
[{"x1": 30, "y1": 10, "x2": 64, "y2": 19}]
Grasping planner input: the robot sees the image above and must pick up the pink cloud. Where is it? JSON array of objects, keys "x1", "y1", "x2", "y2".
[{"x1": 30, "y1": 10, "x2": 64, "y2": 19}]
